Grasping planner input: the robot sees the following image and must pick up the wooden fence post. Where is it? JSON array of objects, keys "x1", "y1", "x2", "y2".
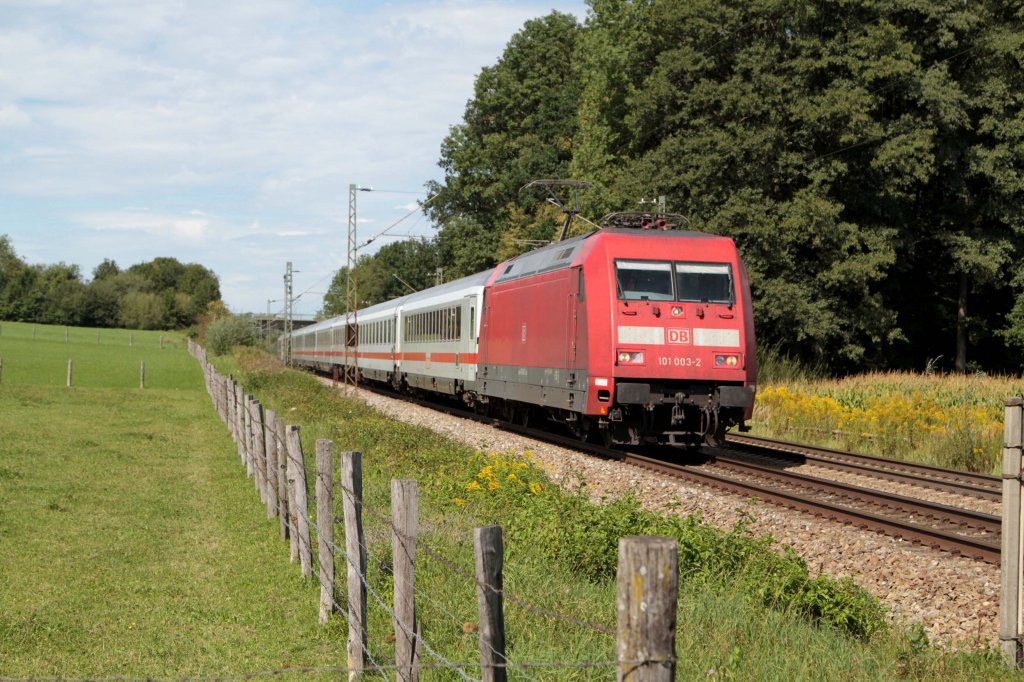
[
  {"x1": 235, "y1": 383, "x2": 246, "y2": 467},
  {"x1": 242, "y1": 396, "x2": 253, "y2": 481},
  {"x1": 475, "y1": 525, "x2": 507, "y2": 682},
  {"x1": 251, "y1": 400, "x2": 269, "y2": 507},
  {"x1": 275, "y1": 417, "x2": 290, "y2": 543},
  {"x1": 316, "y1": 439, "x2": 336, "y2": 624},
  {"x1": 342, "y1": 451, "x2": 367, "y2": 677},
  {"x1": 226, "y1": 380, "x2": 237, "y2": 442},
  {"x1": 616, "y1": 536, "x2": 678, "y2": 682},
  {"x1": 1001, "y1": 397, "x2": 1024, "y2": 668},
  {"x1": 220, "y1": 376, "x2": 229, "y2": 425},
  {"x1": 263, "y1": 409, "x2": 280, "y2": 520},
  {"x1": 140, "y1": 360, "x2": 145, "y2": 389},
  {"x1": 287, "y1": 425, "x2": 313, "y2": 577},
  {"x1": 66, "y1": 359, "x2": 73, "y2": 387},
  {"x1": 392, "y1": 479, "x2": 420, "y2": 682}
]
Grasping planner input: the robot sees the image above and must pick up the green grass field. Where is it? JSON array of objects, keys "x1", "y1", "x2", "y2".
[
  {"x1": 0, "y1": 324, "x2": 342, "y2": 677},
  {"x1": 0, "y1": 321, "x2": 193, "y2": 390}
]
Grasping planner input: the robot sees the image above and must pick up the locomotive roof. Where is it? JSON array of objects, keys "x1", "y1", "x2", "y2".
[
  {"x1": 493, "y1": 231, "x2": 595, "y2": 284},
  {"x1": 492, "y1": 226, "x2": 731, "y2": 284}
]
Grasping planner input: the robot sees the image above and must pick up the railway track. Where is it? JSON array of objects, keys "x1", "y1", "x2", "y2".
[
  {"x1": 332, "y1": 379, "x2": 1003, "y2": 564},
  {"x1": 724, "y1": 432, "x2": 1001, "y2": 502}
]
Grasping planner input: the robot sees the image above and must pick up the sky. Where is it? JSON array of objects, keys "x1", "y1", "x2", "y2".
[{"x1": 0, "y1": 0, "x2": 587, "y2": 318}]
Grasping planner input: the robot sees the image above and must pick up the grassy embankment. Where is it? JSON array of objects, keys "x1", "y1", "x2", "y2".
[
  {"x1": 752, "y1": 347, "x2": 1024, "y2": 474},
  {"x1": 0, "y1": 322, "x2": 1017, "y2": 679}
]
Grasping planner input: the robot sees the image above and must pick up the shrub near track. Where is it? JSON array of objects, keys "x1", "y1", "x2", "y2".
[
  {"x1": 230, "y1": 348, "x2": 1017, "y2": 680},
  {"x1": 753, "y1": 372, "x2": 1024, "y2": 473}
]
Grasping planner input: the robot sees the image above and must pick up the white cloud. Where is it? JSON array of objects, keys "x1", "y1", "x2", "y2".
[
  {"x1": 80, "y1": 210, "x2": 212, "y2": 241},
  {"x1": 0, "y1": 0, "x2": 587, "y2": 311},
  {"x1": 0, "y1": 103, "x2": 31, "y2": 127}
]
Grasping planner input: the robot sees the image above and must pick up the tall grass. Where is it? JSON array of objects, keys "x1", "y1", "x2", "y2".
[{"x1": 751, "y1": 372, "x2": 1024, "y2": 473}]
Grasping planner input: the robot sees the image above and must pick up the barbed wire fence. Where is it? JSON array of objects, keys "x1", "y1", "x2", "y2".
[{"x1": 112, "y1": 341, "x2": 679, "y2": 682}]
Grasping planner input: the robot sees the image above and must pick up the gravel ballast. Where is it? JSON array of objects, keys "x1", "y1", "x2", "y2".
[{"x1": 333, "y1": 382, "x2": 999, "y2": 649}]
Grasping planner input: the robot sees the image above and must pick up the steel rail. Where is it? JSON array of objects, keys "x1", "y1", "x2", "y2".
[
  {"x1": 725, "y1": 433, "x2": 1001, "y2": 501},
  {"x1": 618, "y1": 450, "x2": 1000, "y2": 564}
]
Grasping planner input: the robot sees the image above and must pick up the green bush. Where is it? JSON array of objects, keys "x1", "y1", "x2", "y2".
[
  {"x1": 204, "y1": 315, "x2": 257, "y2": 355},
  {"x1": 449, "y1": 452, "x2": 889, "y2": 640}
]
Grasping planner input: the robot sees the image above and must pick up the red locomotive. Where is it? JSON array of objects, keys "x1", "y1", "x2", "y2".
[{"x1": 287, "y1": 213, "x2": 756, "y2": 447}]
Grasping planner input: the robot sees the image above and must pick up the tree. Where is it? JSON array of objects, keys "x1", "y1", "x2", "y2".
[
  {"x1": 92, "y1": 258, "x2": 120, "y2": 281},
  {"x1": 35, "y1": 263, "x2": 86, "y2": 326},
  {"x1": 0, "y1": 235, "x2": 31, "y2": 320},
  {"x1": 322, "y1": 239, "x2": 441, "y2": 316},
  {"x1": 82, "y1": 278, "x2": 121, "y2": 327},
  {"x1": 568, "y1": 0, "x2": 1024, "y2": 371},
  {"x1": 119, "y1": 291, "x2": 164, "y2": 330},
  {"x1": 427, "y1": 11, "x2": 583, "y2": 278}
]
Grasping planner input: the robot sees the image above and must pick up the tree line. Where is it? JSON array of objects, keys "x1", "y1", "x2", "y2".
[
  {"x1": 327, "y1": 0, "x2": 1023, "y2": 374},
  {"x1": 0, "y1": 235, "x2": 221, "y2": 330}
]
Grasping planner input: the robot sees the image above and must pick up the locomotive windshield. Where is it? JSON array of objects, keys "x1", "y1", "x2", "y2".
[
  {"x1": 616, "y1": 260, "x2": 733, "y2": 304},
  {"x1": 616, "y1": 261, "x2": 674, "y2": 301},
  {"x1": 675, "y1": 263, "x2": 733, "y2": 304}
]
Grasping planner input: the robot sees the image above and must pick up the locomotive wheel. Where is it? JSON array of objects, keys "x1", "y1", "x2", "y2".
[
  {"x1": 517, "y1": 406, "x2": 530, "y2": 428},
  {"x1": 704, "y1": 424, "x2": 727, "y2": 448}
]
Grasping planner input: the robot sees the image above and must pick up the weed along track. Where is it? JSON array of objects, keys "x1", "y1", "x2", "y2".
[{"x1": 330, "y1": 376, "x2": 1004, "y2": 646}]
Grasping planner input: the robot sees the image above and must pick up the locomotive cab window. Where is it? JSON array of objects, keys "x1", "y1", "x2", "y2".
[
  {"x1": 675, "y1": 263, "x2": 733, "y2": 304},
  {"x1": 616, "y1": 261, "x2": 673, "y2": 301}
]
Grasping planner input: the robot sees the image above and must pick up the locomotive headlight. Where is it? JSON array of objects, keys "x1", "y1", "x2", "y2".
[
  {"x1": 671, "y1": 306, "x2": 683, "y2": 317},
  {"x1": 715, "y1": 354, "x2": 740, "y2": 367},
  {"x1": 617, "y1": 350, "x2": 645, "y2": 365}
]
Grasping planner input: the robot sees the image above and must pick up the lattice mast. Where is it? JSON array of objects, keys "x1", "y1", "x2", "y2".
[
  {"x1": 283, "y1": 261, "x2": 294, "y2": 366},
  {"x1": 345, "y1": 184, "x2": 359, "y2": 389}
]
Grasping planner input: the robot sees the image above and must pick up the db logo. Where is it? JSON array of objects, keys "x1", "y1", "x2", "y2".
[{"x1": 667, "y1": 328, "x2": 691, "y2": 345}]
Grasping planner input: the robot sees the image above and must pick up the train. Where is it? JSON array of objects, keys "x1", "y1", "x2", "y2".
[{"x1": 282, "y1": 214, "x2": 756, "y2": 447}]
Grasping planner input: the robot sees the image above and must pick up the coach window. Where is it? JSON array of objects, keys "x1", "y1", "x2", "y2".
[
  {"x1": 577, "y1": 267, "x2": 586, "y2": 302},
  {"x1": 615, "y1": 260, "x2": 673, "y2": 301}
]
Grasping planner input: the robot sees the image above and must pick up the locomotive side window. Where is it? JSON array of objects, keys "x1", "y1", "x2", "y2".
[
  {"x1": 616, "y1": 261, "x2": 673, "y2": 301},
  {"x1": 675, "y1": 263, "x2": 733, "y2": 304}
]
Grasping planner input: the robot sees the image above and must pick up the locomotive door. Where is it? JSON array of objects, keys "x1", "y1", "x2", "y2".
[{"x1": 565, "y1": 266, "x2": 582, "y2": 386}]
